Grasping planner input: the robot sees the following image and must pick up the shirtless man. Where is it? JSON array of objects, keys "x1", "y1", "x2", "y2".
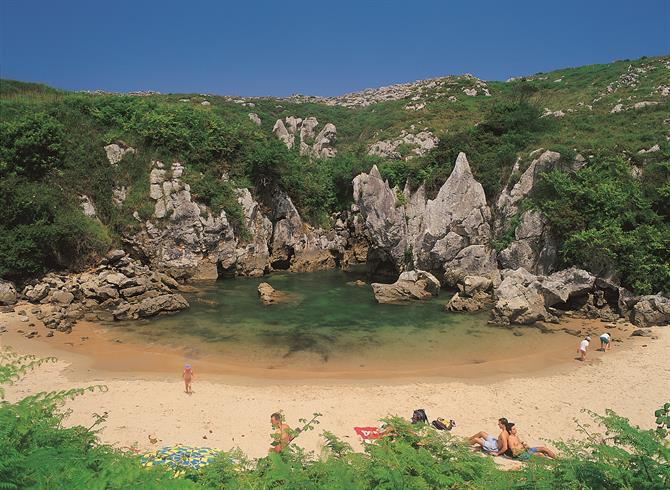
[
  {"x1": 469, "y1": 417, "x2": 509, "y2": 456},
  {"x1": 504, "y1": 423, "x2": 556, "y2": 459},
  {"x1": 269, "y1": 412, "x2": 293, "y2": 453}
]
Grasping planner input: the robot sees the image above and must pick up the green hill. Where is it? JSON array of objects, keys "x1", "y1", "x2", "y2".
[{"x1": 1, "y1": 55, "x2": 669, "y2": 292}]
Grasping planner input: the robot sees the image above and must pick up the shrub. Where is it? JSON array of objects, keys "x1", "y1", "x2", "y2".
[{"x1": 0, "y1": 112, "x2": 65, "y2": 179}]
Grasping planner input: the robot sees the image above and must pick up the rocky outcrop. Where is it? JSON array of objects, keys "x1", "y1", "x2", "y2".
[
  {"x1": 490, "y1": 268, "x2": 553, "y2": 325},
  {"x1": 353, "y1": 153, "x2": 499, "y2": 286},
  {"x1": 20, "y1": 250, "x2": 188, "y2": 332},
  {"x1": 498, "y1": 209, "x2": 557, "y2": 276},
  {"x1": 248, "y1": 113, "x2": 261, "y2": 125},
  {"x1": 0, "y1": 280, "x2": 17, "y2": 306},
  {"x1": 445, "y1": 275, "x2": 494, "y2": 312},
  {"x1": 130, "y1": 160, "x2": 236, "y2": 280},
  {"x1": 368, "y1": 130, "x2": 438, "y2": 160},
  {"x1": 104, "y1": 142, "x2": 136, "y2": 165},
  {"x1": 79, "y1": 195, "x2": 97, "y2": 218},
  {"x1": 631, "y1": 295, "x2": 670, "y2": 327},
  {"x1": 489, "y1": 267, "x2": 635, "y2": 326},
  {"x1": 257, "y1": 282, "x2": 290, "y2": 305},
  {"x1": 272, "y1": 116, "x2": 337, "y2": 158},
  {"x1": 372, "y1": 270, "x2": 440, "y2": 304}
]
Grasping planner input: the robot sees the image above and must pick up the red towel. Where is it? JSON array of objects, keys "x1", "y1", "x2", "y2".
[{"x1": 354, "y1": 427, "x2": 381, "y2": 440}]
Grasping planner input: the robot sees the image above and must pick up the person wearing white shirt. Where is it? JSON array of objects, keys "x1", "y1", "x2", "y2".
[{"x1": 577, "y1": 336, "x2": 590, "y2": 361}]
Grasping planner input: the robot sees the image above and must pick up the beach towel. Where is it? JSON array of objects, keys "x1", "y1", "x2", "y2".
[
  {"x1": 141, "y1": 445, "x2": 220, "y2": 471},
  {"x1": 354, "y1": 426, "x2": 381, "y2": 440}
]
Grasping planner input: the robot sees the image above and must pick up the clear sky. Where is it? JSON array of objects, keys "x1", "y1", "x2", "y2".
[{"x1": 1, "y1": 0, "x2": 668, "y2": 96}]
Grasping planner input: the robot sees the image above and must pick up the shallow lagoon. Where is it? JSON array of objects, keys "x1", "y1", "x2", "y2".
[{"x1": 107, "y1": 268, "x2": 575, "y2": 378}]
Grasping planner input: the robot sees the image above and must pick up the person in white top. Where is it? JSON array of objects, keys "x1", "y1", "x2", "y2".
[
  {"x1": 577, "y1": 336, "x2": 590, "y2": 361},
  {"x1": 599, "y1": 332, "x2": 612, "y2": 352}
]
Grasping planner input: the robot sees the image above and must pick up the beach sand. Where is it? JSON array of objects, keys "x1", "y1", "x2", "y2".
[{"x1": 2, "y1": 306, "x2": 668, "y2": 461}]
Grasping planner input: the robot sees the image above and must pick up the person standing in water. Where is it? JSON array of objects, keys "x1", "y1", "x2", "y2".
[
  {"x1": 183, "y1": 364, "x2": 194, "y2": 394},
  {"x1": 577, "y1": 336, "x2": 590, "y2": 361},
  {"x1": 599, "y1": 332, "x2": 612, "y2": 351}
]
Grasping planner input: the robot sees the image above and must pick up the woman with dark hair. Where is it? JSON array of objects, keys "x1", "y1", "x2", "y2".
[{"x1": 504, "y1": 422, "x2": 556, "y2": 460}]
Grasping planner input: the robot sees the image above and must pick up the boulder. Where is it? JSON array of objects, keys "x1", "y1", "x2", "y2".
[
  {"x1": 371, "y1": 270, "x2": 440, "y2": 304},
  {"x1": 24, "y1": 283, "x2": 50, "y2": 302},
  {"x1": 631, "y1": 294, "x2": 670, "y2": 327},
  {"x1": 490, "y1": 268, "x2": 553, "y2": 325},
  {"x1": 104, "y1": 143, "x2": 136, "y2": 165},
  {"x1": 248, "y1": 113, "x2": 261, "y2": 125},
  {"x1": 51, "y1": 290, "x2": 75, "y2": 306},
  {"x1": 539, "y1": 267, "x2": 596, "y2": 306},
  {"x1": 459, "y1": 275, "x2": 493, "y2": 297},
  {"x1": 0, "y1": 280, "x2": 17, "y2": 305},
  {"x1": 445, "y1": 291, "x2": 492, "y2": 312},
  {"x1": 136, "y1": 293, "x2": 189, "y2": 317},
  {"x1": 257, "y1": 282, "x2": 290, "y2": 305}
]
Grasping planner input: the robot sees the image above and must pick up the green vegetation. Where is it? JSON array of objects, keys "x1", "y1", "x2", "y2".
[
  {"x1": 1, "y1": 56, "x2": 669, "y2": 293},
  {"x1": 1, "y1": 350, "x2": 668, "y2": 489},
  {"x1": 534, "y1": 154, "x2": 670, "y2": 294}
]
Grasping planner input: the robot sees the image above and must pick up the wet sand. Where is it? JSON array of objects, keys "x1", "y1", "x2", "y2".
[
  {"x1": 2, "y1": 305, "x2": 667, "y2": 462},
  {"x1": 0, "y1": 305, "x2": 631, "y2": 382}
]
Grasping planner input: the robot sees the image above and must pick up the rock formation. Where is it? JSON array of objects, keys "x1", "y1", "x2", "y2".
[
  {"x1": 445, "y1": 275, "x2": 494, "y2": 312},
  {"x1": 19, "y1": 250, "x2": 188, "y2": 332},
  {"x1": 368, "y1": 130, "x2": 438, "y2": 160},
  {"x1": 257, "y1": 282, "x2": 290, "y2": 305},
  {"x1": 353, "y1": 152, "x2": 499, "y2": 286},
  {"x1": 272, "y1": 116, "x2": 337, "y2": 158},
  {"x1": 371, "y1": 270, "x2": 440, "y2": 304},
  {"x1": 0, "y1": 280, "x2": 17, "y2": 306}
]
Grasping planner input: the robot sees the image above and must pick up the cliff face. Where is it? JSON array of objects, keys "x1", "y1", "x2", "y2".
[{"x1": 125, "y1": 158, "x2": 360, "y2": 281}]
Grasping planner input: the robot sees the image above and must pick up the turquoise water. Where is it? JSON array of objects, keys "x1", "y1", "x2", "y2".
[{"x1": 108, "y1": 268, "x2": 570, "y2": 375}]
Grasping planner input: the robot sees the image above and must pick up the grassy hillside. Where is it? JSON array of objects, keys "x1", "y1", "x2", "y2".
[{"x1": 1, "y1": 55, "x2": 669, "y2": 292}]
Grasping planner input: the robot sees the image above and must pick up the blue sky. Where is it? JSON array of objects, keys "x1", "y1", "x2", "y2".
[{"x1": 1, "y1": 0, "x2": 668, "y2": 96}]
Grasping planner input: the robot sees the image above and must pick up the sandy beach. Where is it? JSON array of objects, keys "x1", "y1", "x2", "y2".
[{"x1": 2, "y1": 306, "x2": 668, "y2": 461}]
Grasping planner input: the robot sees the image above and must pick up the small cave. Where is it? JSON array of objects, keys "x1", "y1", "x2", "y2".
[
  {"x1": 365, "y1": 249, "x2": 399, "y2": 282},
  {"x1": 216, "y1": 259, "x2": 237, "y2": 279},
  {"x1": 270, "y1": 245, "x2": 294, "y2": 271}
]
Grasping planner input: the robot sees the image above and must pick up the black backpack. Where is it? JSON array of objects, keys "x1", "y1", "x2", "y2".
[{"x1": 411, "y1": 409, "x2": 428, "y2": 424}]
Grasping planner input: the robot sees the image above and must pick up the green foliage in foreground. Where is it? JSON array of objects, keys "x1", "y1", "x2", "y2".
[{"x1": 1, "y1": 350, "x2": 669, "y2": 489}]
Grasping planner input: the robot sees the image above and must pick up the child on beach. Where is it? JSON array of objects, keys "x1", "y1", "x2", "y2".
[
  {"x1": 577, "y1": 336, "x2": 590, "y2": 361},
  {"x1": 183, "y1": 364, "x2": 194, "y2": 394},
  {"x1": 599, "y1": 332, "x2": 612, "y2": 351}
]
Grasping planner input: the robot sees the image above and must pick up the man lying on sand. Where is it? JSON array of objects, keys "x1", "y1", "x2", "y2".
[
  {"x1": 504, "y1": 422, "x2": 556, "y2": 459},
  {"x1": 468, "y1": 417, "x2": 509, "y2": 456}
]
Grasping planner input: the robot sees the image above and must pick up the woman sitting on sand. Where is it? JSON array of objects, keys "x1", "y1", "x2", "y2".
[{"x1": 503, "y1": 423, "x2": 556, "y2": 460}]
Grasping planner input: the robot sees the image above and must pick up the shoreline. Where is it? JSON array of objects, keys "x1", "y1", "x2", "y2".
[
  {"x1": 0, "y1": 303, "x2": 640, "y2": 384},
  {"x1": 2, "y1": 306, "x2": 668, "y2": 461}
]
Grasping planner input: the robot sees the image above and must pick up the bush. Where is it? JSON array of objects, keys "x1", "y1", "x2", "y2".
[
  {"x1": 534, "y1": 156, "x2": 670, "y2": 293},
  {"x1": 0, "y1": 178, "x2": 111, "y2": 281},
  {"x1": 0, "y1": 112, "x2": 65, "y2": 179}
]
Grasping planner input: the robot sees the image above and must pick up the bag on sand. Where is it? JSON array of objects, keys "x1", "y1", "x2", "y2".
[
  {"x1": 411, "y1": 409, "x2": 428, "y2": 424},
  {"x1": 432, "y1": 418, "x2": 456, "y2": 431}
]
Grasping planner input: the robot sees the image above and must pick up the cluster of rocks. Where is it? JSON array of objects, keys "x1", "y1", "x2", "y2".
[
  {"x1": 490, "y1": 267, "x2": 669, "y2": 328},
  {"x1": 12, "y1": 250, "x2": 188, "y2": 332},
  {"x1": 371, "y1": 270, "x2": 440, "y2": 304},
  {"x1": 272, "y1": 116, "x2": 337, "y2": 158},
  {"x1": 282, "y1": 74, "x2": 490, "y2": 108},
  {"x1": 368, "y1": 129, "x2": 438, "y2": 160},
  {"x1": 445, "y1": 276, "x2": 494, "y2": 312}
]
